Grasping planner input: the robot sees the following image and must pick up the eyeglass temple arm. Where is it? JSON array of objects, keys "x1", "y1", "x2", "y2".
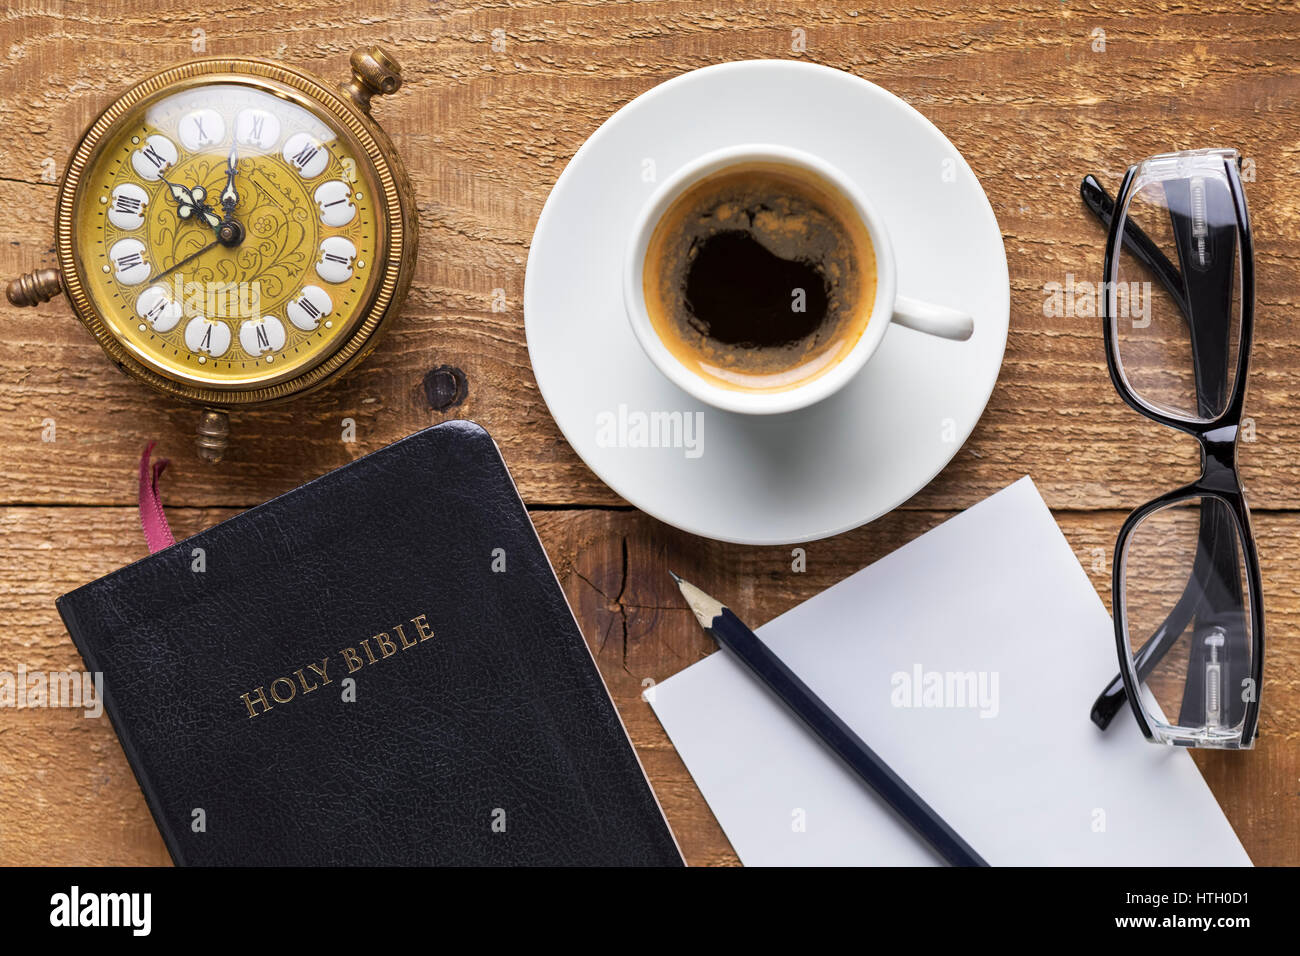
[
  {"x1": 1091, "y1": 499, "x2": 1246, "y2": 730},
  {"x1": 1082, "y1": 172, "x2": 1203, "y2": 731},
  {"x1": 1079, "y1": 175, "x2": 1191, "y2": 320},
  {"x1": 1090, "y1": 569, "x2": 1202, "y2": 729}
]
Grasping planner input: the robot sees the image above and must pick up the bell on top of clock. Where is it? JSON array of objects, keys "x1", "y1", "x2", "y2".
[{"x1": 7, "y1": 46, "x2": 418, "y2": 462}]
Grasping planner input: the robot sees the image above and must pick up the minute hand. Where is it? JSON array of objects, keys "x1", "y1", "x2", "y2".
[{"x1": 219, "y1": 145, "x2": 240, "y2": 221}]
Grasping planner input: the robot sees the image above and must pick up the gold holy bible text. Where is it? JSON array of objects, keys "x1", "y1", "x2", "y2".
[{"x1": 239, "y1": 612, "x2": 434, "y2": 718}]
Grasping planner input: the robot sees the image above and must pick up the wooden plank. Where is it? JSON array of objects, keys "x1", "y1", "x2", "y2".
[
  {"x1": 2, "y1": 504, "x2": 1295, "y2": 865},
  {"x1": 0, "y1": 3, "x2": 1298, "y2": 508}
]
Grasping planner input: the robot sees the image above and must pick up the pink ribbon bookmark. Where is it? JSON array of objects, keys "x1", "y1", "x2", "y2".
[{"x1": 138, "y1": 442, "x2": 176, "y2": 554}]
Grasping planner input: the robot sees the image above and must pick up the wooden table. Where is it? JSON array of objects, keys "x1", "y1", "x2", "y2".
[{"x1": 1, "y1": 0, "x2": 1297, "y2": 867}]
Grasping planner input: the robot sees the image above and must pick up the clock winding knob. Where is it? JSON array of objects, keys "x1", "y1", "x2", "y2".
[
  {"x1": 6, "y1": 268, "x2": 63, "y2": 307},
  {"x1": 344, "y1": 46, "x2": 402, "y2": 114}
]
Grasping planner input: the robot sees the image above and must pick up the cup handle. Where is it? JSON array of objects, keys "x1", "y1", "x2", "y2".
[{"x1": 891, "y1": 295, "x2": 974, "y2": 341}]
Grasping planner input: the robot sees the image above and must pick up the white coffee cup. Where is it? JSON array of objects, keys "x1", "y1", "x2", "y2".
[{"x1": 623, "y1": 144, "x2": 973, "y2": 415}]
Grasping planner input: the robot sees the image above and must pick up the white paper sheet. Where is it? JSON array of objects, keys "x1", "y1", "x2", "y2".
[{"x1": 649, "y1": 477, "x2": 1251, "y2": 866}]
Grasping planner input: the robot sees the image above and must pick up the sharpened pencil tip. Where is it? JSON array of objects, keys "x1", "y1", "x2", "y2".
[
  {"x1": 668, "y1": 570, "x2": 683, "y2": 585},
  {"x1": 671, "y1": 575, "x2": 726, "y2": 630}
]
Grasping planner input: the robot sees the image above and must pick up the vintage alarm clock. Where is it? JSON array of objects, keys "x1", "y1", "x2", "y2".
[{"x1": 7, "y1": 46, "x2": 417, "y2": 461}]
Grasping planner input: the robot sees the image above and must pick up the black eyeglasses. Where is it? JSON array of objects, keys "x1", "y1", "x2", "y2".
[{"x1": 1080, "y1": 148, "x2": 1263, "y2": 749}]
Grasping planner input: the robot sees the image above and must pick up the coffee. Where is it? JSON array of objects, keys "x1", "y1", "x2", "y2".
[{"x1": 642, "y1": 162, "x2": 877, "y2": 393}]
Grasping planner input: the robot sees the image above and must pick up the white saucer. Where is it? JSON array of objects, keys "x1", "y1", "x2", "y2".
[{"x1": 524, "y1": 60, "x2": 1009, "y2": 545}]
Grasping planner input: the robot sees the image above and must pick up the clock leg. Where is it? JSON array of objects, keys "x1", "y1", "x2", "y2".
[
  {"x1": 196, "y1": 408, "x2": 230, "y2": 463},
  {"x1": 6, "y1": 269, "x2": 63, "y2": 307}
]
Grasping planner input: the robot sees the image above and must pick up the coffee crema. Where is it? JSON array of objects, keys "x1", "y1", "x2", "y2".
[{"x1": 642, "y1": 161, "x2": 877, "y2": 393}]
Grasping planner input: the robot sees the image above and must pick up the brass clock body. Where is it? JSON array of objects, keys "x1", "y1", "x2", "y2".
[{"x1": 7, "y1": 46, "x2": 417, "y2": 461}]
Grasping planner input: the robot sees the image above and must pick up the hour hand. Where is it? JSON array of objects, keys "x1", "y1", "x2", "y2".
[
  {"x1": 160, "y1": 177, "x2": 222, "y2": 230},
  {"x1": 220, "y1": 145, "x2": 240, "y2": 221}
]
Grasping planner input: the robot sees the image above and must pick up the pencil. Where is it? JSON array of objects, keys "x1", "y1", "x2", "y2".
[{"x1": 671, "y1": 572, "x2": 989, "y2": 867}]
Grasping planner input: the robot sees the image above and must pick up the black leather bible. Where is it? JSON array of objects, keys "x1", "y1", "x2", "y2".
[{"x1": 57, "y1": 421, "x2": 682, "y2": 866}]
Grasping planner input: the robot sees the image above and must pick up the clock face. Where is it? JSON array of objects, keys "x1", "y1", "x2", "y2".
[{"x1": 71, "y1": 80, "x2": 385, "y2": 388}]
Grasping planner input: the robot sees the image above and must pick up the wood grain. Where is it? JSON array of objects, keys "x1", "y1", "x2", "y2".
[
  {"x1": 1, "y1": 0, "x2": 1298, "y2": 865},
  {"x1": 2, "y1": 504, "x2": 1297, "y2": 865}
]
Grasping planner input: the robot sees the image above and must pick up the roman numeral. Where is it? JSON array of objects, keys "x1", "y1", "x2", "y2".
[
  {"x1": 141, "y1": 145, "x2": 168, "y2": 169},
  {"x1": 115, "y1": 252, "x2": 145, "y2": 271},
  {"x1": 322, "y1": 198, "x2": 347, "y2": 208},
  {"x1": 192, "y1": 116, "x2": 210, "y2": 143},
  {"x1": 248, "y1": 115, "x2": 265, "y2": 140},
  {"x1": 254, "y1": 325, "x2": 271, "y2": 350},
  {"x1": 112, "y1": 195, "x2": 144, "y2": 215},
  {"x1": 291, "y1": 142, "x2": 320, "y2": 168},
  {"x1": 297, "y1": 296, "x2": 323, "y2": 319},
  {"x1": 199, "y1": 325, "x2": 213, "y2": 351},
  {"x1": 323, "y1": 252, "x2": 349, "y2": 266}
]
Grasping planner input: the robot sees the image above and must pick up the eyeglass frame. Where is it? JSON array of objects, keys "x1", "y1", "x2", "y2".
[{"x1": 1079, "y1": 149, "x2": 1264, "y2": 748}]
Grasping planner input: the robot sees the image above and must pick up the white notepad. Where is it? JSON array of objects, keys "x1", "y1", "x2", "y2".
[{"x1": 649, "y1": 477, "x2": 1251, "y2": 866}]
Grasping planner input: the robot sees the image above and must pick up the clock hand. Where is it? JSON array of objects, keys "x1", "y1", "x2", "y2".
[
  {"x1": 146, "y1": 236, "x2": 221, "y2": 286},
  {"x1": 219, "y1": 144, "x2": 239, "y2": 222},
  {"x1": 158, "y1": 174, "x2": 222, "y2": 231}
]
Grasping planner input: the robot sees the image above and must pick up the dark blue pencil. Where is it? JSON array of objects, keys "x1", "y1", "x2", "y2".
[{"x1": 671, "y1": 572, "x2": 989, "y2": 867}]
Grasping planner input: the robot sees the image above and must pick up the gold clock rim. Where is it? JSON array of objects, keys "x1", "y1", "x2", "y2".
[
  {"x1": 70, "y1": 72, "x2": 387, "y2": 391},
  {"x1": 56, "y1": 56, "x2": 410, "y2": 406}
]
